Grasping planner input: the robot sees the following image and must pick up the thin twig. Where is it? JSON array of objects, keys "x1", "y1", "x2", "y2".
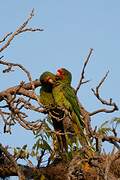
[
  {"x1": 90, "y1": 71, "x2": 118, "y2": 116},
  {"x1": 91, "y1": 130, "x2": 120, "y2": 149},
  {"x1": 0, "y1": 55, "x2": 4, "y2": 59},
  {"x1": 75, "y1": 48, "x2": 93, "y2": 94},
  {"x1": 0, "y1": 32, "x2": 12, "y2": 44},
  {"x1": 19, "y1": 28, "x2": 43, "y2": 33},
  {"x1": 37, "y1": 150, "x2": 46, "y2": 168},
  {"x1": 102, "y1": 135, "x2": 120, "y2": 144},
  {"x1": 0, "y1": 9, "x2": 43, "y2": 53},
  {"x1": 0, "y1": 60, "x2": 34, "y2": 87}
]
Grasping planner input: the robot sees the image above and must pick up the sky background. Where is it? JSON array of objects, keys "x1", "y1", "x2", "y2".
[{"x1": 0, "y1": 1, "x2": 120, "y2": 179}]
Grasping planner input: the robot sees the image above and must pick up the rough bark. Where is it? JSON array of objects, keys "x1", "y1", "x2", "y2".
[{"x1": 0, "y1": 152, "x2": 120, "y2": 179}]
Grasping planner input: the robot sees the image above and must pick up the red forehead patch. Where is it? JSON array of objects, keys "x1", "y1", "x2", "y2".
[{"x1": 57, "y1": 69, "x2": 63, "y2": 76}]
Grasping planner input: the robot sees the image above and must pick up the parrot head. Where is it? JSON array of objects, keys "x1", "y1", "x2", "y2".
[
  {"x1": 56, "y1": 68, "x2": 72, "y2": 84},
  {"x1": 40, "y1": 71, "x2": 56, "y2": 86}
]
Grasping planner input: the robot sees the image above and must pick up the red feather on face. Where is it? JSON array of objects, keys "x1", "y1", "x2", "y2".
[{"x1": 56, "y1": 68, "x2": 64, "y2": 79}]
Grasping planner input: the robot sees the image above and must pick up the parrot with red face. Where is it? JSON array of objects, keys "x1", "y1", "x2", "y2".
[
  {"x1": 47, "y1": 68, "x2": 91, "y2": 148},
  {"x1": 39, "y1": 71, "x2": 67, "y2": 152}
]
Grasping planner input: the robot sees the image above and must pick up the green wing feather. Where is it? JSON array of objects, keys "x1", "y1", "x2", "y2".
[
  {"x1": 62, "y1": 84, "x2": 84, "y2": 128},
  {"x1": 52, "y1": 82, "x2": 92, "y2": 148},
  {"x1": 62, "y1": 84, "x2": 92, "y2": 147},
  {"x1": 39, "y1": 86, "x2": 54, "y2": 107}
]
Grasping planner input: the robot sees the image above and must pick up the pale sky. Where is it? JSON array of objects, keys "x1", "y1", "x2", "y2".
[{"x1": 0, "y1": 2, "x2": 120, "y2": 178}]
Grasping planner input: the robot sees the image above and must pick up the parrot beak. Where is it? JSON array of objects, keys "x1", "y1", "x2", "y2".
[{"x1": 48, "y1": 78, "x2": 54, "y2": 84}]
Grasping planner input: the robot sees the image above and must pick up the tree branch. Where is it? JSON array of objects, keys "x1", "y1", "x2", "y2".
[
  {"x1": 0, "y1": 59, "x2": 37, "y2": 91},
  {"x1": 102, "y1": 135, "x2": 120, "y2": 144},
  {"x1": 0, "y1": 79, "x2": 46, "y2": 133},
  {"x1": 0, "y1": 9, "x2": 43, "y2": 53},
  {"x1": 91, "y1": 131, "x2": 120, "y2": 149},
  {"x1": 0, "y1": 79, "x2": 41, "y2": 101},
  {"x1": 90, "y1": 71, "x2": 118, "y2": 116},
  {"x1": 75, "y1": 48, "x2": 93, "y2": 94},
  {"x1": 0, "y1": 32, "x2": 12, "y2": 44}
]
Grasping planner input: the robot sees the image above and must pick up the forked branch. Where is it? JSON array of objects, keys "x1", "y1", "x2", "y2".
[
  {"x1": 90, "y1": 71, "x2": 118, "y2": 116},
  {"x1": 75, "y1": 48, "x2": 93, "y2": 94},
  {"x1": 0, "y1": 9, "x2": 43, "y2": 53},
  {"x1": 0, "y1": 32, "x2": 12, "y2": 44},
  {"x1": 0, "y1": 59, "x2": 36, "y2": 90}
]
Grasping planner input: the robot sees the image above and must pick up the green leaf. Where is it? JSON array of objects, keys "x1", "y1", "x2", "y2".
[
  {"x1": 98, "y1": 127, "x2": 112, "y2": 135},
  {"x1": 98, "y1": 120, "x2": 112, "y2": 135},
  {"x1": 100, "y1": 120, "x2": 109, "y2": 128},
  {"x1": 22, "y1": 144, "x2": 27, "y2": 150},
  {"x1": 111, "y1": 117, "x2": 120, "y2": 124}
]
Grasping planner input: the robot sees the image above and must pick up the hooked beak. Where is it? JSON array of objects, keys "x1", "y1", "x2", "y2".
[{"x1": 48, "y1": 78, "x2": 54, "y2": 84}]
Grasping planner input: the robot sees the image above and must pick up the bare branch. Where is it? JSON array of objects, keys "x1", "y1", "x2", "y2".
[
  {"x1": 37, "y1": 150, "x2": 46, "y2": 168},
  {"x1": 0, "y1": 79, "x2": 41, "y2": 101},
  {"x1": 0, "y1": 56, "x2": 4, "y2": 59},
  {"x1": 0, "y1": 9, "x2": 43, "y2": 53},
  {"x1": 102, "y1": 135, "x2": 120, "y2": 144},
  {"x1": 90, "y1": 71, "x2": 118, "y2": 116},
  {"x1": 75, "y1": 48, "x2": 93, "y2": 94},
  {"x1": 89, "y1": 107, "x2": 118, "y2": 116},
  {"x1": 91, "y1": 131, "x2": 120, "y2": 149},
  {"x1": 0, "y1": 59, "x2": 35, "y2": 88},
  {"x1": 0, "y1": 77, "x2": 46, "y2": 133},
  {"x1": 16, "y1": 113, "x2": 43, "y2": 131},
  {"x1": 19, "y1": 28, "x2": 43, "y2": 33},
  {"x1": 0, "y1": 32, "x2": 12, "y2": 44}
]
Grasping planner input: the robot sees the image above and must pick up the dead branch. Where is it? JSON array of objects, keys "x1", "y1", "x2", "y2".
[
  {"x1": 0, "y1": 59, "x2": 46, "y2": 132},
  {"x1": 0, "y1": 6, "x2": 45, "y2": 133},
  {"x1": 1, "y1": 106, "x2": 43, "y2": 133},
  {"x1": 0, "y1": 79, "x2": 46, "y2": 133},
  {"x1": 102, "y1": 135, "x2": 120, "y2": 144},
  {"x1": 0, "y1": 32, "x2": 12, "y2": 44},
  {"x1": 0, "y1": 59, "x2": 42, "y2": 107},
  {"x1": 0, "y1": 79, "x2": 41, "y2": 101},
  {"x1": 0, "y1": 9, "x2": 43, "y2": 53},
  {"x1": 0, "y1": 60, "x2": 32, "y2": 81},
  {"x1": 90, "y1": 71, "x2": 118, "y2": 116},
  {"x1": 0, "y1": 59, "x2": 37, "y2": 91},
  {"x1": 75, "y1": 48, "x2": 93, "y2": 94},
  {"x1": 91, "y1": 130, "x2": 120, "y2": 150},
  {"x1": 79, "y1": 103, "x2": 120, "y2": 149},
  {"x1": 0, "y1": 144, "x2": 25, "y2": 180}
]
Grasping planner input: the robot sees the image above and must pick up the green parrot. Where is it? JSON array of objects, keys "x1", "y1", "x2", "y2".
[
  {"x1": 39, "y1": 71, "x2": 67, "y2": 152},
  {"x1": 52, "y1": 68, "x2": 84, "y2": 127},
  {"x1": 39, "y1": 71, "x2": 55, "y2": 108},
  {"x1": 47, "y1": 68, "x2": 91, "y2": 148}
]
